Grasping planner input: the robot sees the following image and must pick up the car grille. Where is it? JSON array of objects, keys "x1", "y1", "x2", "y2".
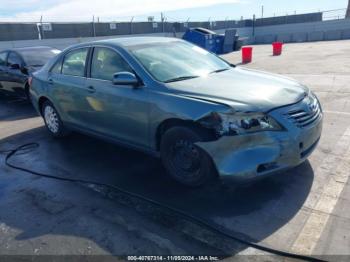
[{"x1": 286, "y1": 98, "x2": 321, "y2": 128}]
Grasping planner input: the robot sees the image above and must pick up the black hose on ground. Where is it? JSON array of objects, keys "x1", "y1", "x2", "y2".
[{"x1": 0, "y1": 143, "x2": 327, "y2": 262}]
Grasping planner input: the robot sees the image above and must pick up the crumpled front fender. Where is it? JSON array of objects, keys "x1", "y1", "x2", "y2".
[{"x1": 196, "y1": 132, "x2": 298, "y2": 180}]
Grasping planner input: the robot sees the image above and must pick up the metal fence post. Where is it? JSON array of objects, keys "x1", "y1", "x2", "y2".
[{"x1": 253, "y1": 14, "x2": 256, "y2": 37}]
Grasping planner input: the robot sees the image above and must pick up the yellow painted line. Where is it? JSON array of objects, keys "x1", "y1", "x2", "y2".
[{"x1": 291, "y1": 127, "x2": 350, "y2": 254}]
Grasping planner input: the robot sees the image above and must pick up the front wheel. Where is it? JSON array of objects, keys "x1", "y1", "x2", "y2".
[
  {"x1": 24, "y1": 86, "x2": 31, "y2": 101},
  {"x1": 160, "y1": 126, "x2": 216, "y2": 187},
  {"x1": 42, "y1": 101, "x2": 70, "y2": 138}
]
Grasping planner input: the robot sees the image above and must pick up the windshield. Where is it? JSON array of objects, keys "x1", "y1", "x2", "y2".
[
  {"x1": 20, "y1": 48, "x2": 61, "y2": 66},
  {"x1": 129, "y1": 41, "x2": 231, "y2": 83}
]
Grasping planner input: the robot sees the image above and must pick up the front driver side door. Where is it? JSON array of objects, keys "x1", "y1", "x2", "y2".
[
  {"x1": 0, "y1": 51, "x2": 8, "y2": 93},
  {"x1": 84, "y1": 47, "x2": 150, "y2": 149},
  {"x1": 6, "y1": 52, "x2": 27, "y2": 96}
]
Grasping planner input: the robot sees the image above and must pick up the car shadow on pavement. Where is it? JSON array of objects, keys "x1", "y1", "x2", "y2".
[
  {"x1": 0, "y1": 94, "x2": 38, "y2": 122},
  {"x1": 0, "y1": 126, "x2": 315, "y2": 255}
]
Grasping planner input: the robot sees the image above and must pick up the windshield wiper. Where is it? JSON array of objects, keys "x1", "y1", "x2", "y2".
[
  {"x1": 210, "y1": 68, "x2": 230, "y2": 74},
  {"x1": 164, "y1": 76, "x2": 199, "y2": 83}
]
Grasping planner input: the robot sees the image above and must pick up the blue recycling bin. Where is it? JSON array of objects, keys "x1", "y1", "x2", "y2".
[{"x1": 183, "y1": 28, "x2": 225, "y2": 54}]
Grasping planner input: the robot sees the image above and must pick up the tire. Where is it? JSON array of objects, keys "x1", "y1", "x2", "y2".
[
  {"x1": 24, "y1": 85, "x2": 31, "y2": 101},
  {"x1": 41, "y1": 100, "x2": 70, "y2": 138},
  {"x1": 160, "y1": 126, "x2": 216, "y2": 187}
]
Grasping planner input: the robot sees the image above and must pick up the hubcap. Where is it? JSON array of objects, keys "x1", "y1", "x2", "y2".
[
  {"x1": 171, "y1": 140, "x2": 201, "y2": 175},
  {"x1": 44, "y1": 106, "x2": 59, "y2": 133}
]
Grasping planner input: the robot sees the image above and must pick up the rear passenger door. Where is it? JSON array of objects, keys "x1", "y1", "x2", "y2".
[{"x1": 48, "y1": 47, "x2": 90, "y2": 128}]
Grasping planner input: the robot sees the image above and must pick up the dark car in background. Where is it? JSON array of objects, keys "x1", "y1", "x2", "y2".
[{"x1": 0, "y1": 46, "x2": 60, "y2": 99}]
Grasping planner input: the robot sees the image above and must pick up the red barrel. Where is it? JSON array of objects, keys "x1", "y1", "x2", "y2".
[
  {"x1": 272, "y1": 42, "x2": 283, "y2": 56},
  {"x1": 242, "y1": 47, "x2": 253, "y2": 63}
]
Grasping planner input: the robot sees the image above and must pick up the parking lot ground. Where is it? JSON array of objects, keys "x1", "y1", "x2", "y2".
[
  {"x1": 0, "y1": 99, "x2": 229, "y2": 260},
  {"x1": 0, "y1": 40, "x2": 350, "y2": 260},
  {"x1": 223, "y1": 40, "x2": 350, "y2": 258}
]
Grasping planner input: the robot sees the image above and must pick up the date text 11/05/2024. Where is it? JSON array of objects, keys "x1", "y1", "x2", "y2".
[{"x1": 127, "y1": 255, "x2": 220, "y2": 261}]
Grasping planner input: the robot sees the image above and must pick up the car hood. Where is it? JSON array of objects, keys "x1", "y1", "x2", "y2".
[{"x1": 166, "y1": 67, "x2": 308, "y2": 112}]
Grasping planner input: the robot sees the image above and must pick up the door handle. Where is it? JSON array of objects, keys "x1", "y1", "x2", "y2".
[
  {"x1": 87, "y1": 86, "x2": 96, "y2": 93},
  {"x1": 48, "y1": 78, "x2": 54, "y2": 85}
]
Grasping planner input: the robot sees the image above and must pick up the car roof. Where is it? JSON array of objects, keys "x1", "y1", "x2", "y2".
[
  {"x1": 66, "y1": 37, "x2": 182, "y2": 51},
  {"x1": 3, "y1": 46, "x2": 58, "y2": 53},
  {"x1": 14, "y1": 46, "x2": 58, "y2": 51},
  {"x1": 97, "y1": 37, "x2": 180, "y2": 47}
]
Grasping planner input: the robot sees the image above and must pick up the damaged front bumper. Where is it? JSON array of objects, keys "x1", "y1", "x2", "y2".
[{"x1": 196, "y1": 104, "x2": 323, "y2": 181}]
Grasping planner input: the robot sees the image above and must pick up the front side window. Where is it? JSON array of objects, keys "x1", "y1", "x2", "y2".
[
  {"x1": 8, "y1": 52, "x2": 22, "y2": 66},
  {"x1": 91, "y1": 47, "x2": 132, "y2": 81},
  {"x1": 62, "y1": 48, "x2": 88, "y2": 77},
  {"x1": 0, "y1": 52, "x2": 7, "y2": 66},
  {"x1": 129, "y1": 41, "x2": 230, "y2": 83}
]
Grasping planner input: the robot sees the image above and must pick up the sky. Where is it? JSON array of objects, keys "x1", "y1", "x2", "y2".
[{"x1": 0, "y1": 0, "x2": 348, "y2": 22}]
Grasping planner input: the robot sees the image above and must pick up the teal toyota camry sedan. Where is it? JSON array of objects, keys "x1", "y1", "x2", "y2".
[{"x1": 30, "y1": 37, "x2": 323, "y2": 187}]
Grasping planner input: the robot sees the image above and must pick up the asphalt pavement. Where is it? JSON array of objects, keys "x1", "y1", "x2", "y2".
[{"x1": 1, "y1": 40, "x2": 350, "y2": 261}]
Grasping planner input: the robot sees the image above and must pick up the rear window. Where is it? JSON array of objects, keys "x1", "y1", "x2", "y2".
[
  {"x1": 20, "y1": 49, "x2": 61, "y2": 66},
  {"x1": 0, "y1": 52, "x2": 7, "y2": 66}
]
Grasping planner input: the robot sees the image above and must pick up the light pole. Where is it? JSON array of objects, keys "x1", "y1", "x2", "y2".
[
  {"x1": 39, "y1": 15, "x2": 43, "y2": 40},
  {"x1": 161, "y1": 12, "x2": 165, "y2": 33},
  {"x1": 130, "y1": 17, "x2": 134, "y2": 35},
  {"x1": 92, "y1": 15, "x2": 96, "y2": 37}
]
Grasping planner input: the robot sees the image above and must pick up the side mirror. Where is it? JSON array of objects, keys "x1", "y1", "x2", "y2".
[
  {"x1": 10, "y1": 63, "x2": 21, "y2": 70},
  {"x1": 112, "y1": 72, "x2": 139, "y2": 86}
]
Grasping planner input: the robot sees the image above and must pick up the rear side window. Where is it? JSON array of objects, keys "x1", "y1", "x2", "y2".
[
  {"x1": 62, "y1": 48, "x2": 88, "y2": 77},
  {"x1": 51, "y1": 59, "x2": 62, "y2": 74},
  {"x1": 8, "y1": 52, "x2": 22, "y2": 66},
  {"x1": 0, "y1": 52, "x2": 7, "y2": 66},
  {"x1": 91, "y1": 47, "x2": 132, "y2": 81}
]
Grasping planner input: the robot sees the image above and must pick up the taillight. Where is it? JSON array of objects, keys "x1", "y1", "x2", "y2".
[{"x1": 28, "y1": 77, "x2": 33, "y2": 87}]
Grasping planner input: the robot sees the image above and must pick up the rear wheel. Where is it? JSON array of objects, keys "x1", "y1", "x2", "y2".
[
  {"x1": 24, "y1": 84, "x2": 31, "y2": 101},
  {"x1": 42, "y1": 100, "x2": 70, "y2": 138},
  {"x1": 160, "y1": 126, "x2": 216, "y2": 187}
]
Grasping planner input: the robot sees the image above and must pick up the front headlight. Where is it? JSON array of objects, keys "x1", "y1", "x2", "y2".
[
  {"x1": 309, "y1": 91, "x2": 322, "y2": 112},
  {"x1": 200, "y1": 112, "x2": 284, "y2": 136}
]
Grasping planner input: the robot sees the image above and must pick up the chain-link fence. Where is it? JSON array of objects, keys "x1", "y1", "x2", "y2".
[
  {"x1": 0, "y1": 10, "x2": 347, "y2": 42},
  {"x1": 322, "y1": 8, "x2": 347, "y2": 20}
]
